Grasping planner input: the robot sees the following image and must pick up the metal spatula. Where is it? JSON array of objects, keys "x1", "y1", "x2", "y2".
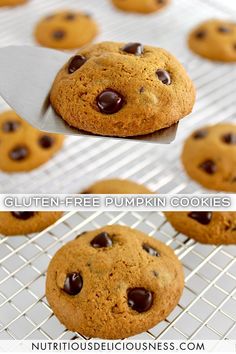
[{"x1": 0, "y1": 45, "x2": 178, "y2": 143}]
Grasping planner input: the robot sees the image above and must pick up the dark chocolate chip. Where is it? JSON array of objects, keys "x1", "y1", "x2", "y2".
[
  {"x1": 195, "y1": 30, "x2": 206, "y2": 39},
  {"x1": 221, "y1": 133, "x2": 236, "y2": 145},
  {"x1": 11, "y1": 211, "x2": 35, "y2": 220},
  {"x1": 90, "y1": 232, "x2": 113, "y2": 248},
  {"x1": 2, "y1": 121, "x2": 20, "y2": 133},
  {"x1": 143, "y1": 243, "x2": 160, "y2": 257},
  {"x1": 218, "y1": 26, "x2": 231, "y2": 33},
  {"x1": 122, "y1": 42, "x2": 144, "y2": 56},
  {"x1": 97, "y1": 89, "x2": 125, "y2": 114},
  {"x1": 39, "y1": 135, "x2": 54, "y2": 149},
  {"x1": 188, "y1": 212, "x2": 212, "y2": 225},
  {"x1": 65, "y1": 13, "x2": 76, "y2": 20},
  {"x1": 68, "y1": 55, "x2": 87, "y2": 74},
  {"x1": 52, "y1": 30, "x2": 65, "y2": 40},
  {"x1": 193, "y1": 129, "x2": 208, "y2": 139},
  {"x1": 156, "y1": 69, "x2": 171, "y2": 85},
  {"x1": 153, "y1": 271, "x2": 159, "y2": 277},
  {"x1": 139, "y1": 87, "x2": 145, "y2": 93},
  {"x1": 199, "y1": 160, "x2": 217, "y2": 175},
  {"x1": 128, "y1": 288, "x2": 153, "y2": 313},
  {"x1": 63, "y1": 273, "x2": 83, "y2": 296},
  {"x1": 9, "y1": 146, "x2": 29, "y2": 161},
  {"x1": 157, "y1": 0, "x2": 165, "y2": 3}
]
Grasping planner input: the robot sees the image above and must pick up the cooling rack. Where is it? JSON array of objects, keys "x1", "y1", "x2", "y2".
[
  {"x1": 0, "y1": 0, "x2": 236, "y2": 194},
  {"x1": 0, "y1": 211, "x2": 235, "y2": 340}
]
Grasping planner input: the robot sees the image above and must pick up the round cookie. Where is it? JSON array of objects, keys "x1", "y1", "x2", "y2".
[
  {"x1": 0, "y1": 0, "x2": 27, "y2": 6},
  {"x1": 111, "y1": 0, "x2": 170, "y2": 14},
  {"x1": 0, "y1": 212, "x2": 63, "y2": 236},
  {"x1": 182, "y1": 123, "x2": 236, "y2": 192},
  {"x1": 82, "y1": 178, "x2": 153, "y2": 194},
  {"x1": 0, "y1": 111, "x2": 64, "y2": 172},
  {"x1": 165, "y1": 212, "x2": 236, "y2": 245},
  {"x1": 50, "y1": 41, "x2": 195, "y2": 137},
  {"x1": 46, "y1": 225, "x2": 184, "y2": 339},
  {"x1": 34, "y1": 10, "x2": 98, "y2": 50},
  {"x1": 188, "y1": 19, "x2": 236, "y2": 62}
]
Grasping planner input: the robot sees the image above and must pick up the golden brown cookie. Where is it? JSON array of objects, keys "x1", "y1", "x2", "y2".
[
  {"x1": 112, "y1": 0, "x2": 170, "y2": 14},
  {"x1": 50, "y1": 41, "x2": 195, "y2": 137},
  {"x1": 165, "y1": 212, "x2": 236, "y2": 245},
  {"x1": 0, "y1": 0, "x2": 27, "y2": 6},
  {"x1": 82, "y1": 178, "x2": 153, "y2": 194},
  {"x1": 46, "y1": 225, "x2": 184, "y2": 339},
  {"x1": 182, "y1": 123, "x2": 236, "y2": 192},
  {"x1": 0, "y1": 212, "x2": 63, "y2": 236},
  {"x1": 0, "y1": 111, "x2": 64, "y2": 173},
  {"x1": 34, "y1": 10, "x2": 98, "y2": 50},
  {"x1": 188, "y1": 19, "x2": 236, "y2": 62}
]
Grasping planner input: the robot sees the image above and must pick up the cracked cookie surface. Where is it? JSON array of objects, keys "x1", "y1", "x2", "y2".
[{"x1": 46, "y1": 225, "x2": 184, "y2": 339}]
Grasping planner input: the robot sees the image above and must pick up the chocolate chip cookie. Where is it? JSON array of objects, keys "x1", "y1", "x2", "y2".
[
  {"x1": 82, "y1": 178, "x2": 153, "y2": 194},
  {"x1": 34, "y1": 10, "x2": 98, "y2": 50},
  {"x1": 182, "y1": 123, "x2": 236, "y2": 192},
  {"x1": 0, "y1": 0, "x2": 27, "y2": 6},
  {"x1": 50, "y1": 41, "x2": 195, "y2": 137},
  {"x1": 46, "y1": 225, "x2": 184, "y2": 339},
  {"x1": 188, "y1": 19, "x2": 236, "y2": 62},
  {"x1": 165, "y1": 212, "x2": 236, "y2": 245},
  {"x1": 0, "y1": 212, "x2": 63, "y2": 236},
  {"x1": 0, "y1": 111, "x2": 64, "y2": 172},
  {"x1": 112, "y1": 0, "x2": 170, "y2": 14}
]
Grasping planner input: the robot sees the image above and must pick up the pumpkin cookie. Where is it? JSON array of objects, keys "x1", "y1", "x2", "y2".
[
  {"x1": 34, "y1": 10, "x2": 98, "y2": 50},
  {"x1": 0, "y1": 0, "x2": 27, "y2": 6},
  {"x1": 0, "y1": 111, "x2": 64, "y2": 172},
  {"x1": 112, "y1": 0, "x2": 170, "y2": 14},
  {"x1": 46, "y1": 225, "x2": 184, "y2": 339},
  {"x1": 82, "y1": 178, "x2": 153, "y2": 194},
  {"x1": 50, "y1": 41, "x2": 195, "y2": 137}
]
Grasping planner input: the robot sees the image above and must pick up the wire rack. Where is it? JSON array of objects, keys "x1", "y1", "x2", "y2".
[
  {"x1": 0, "y1": 211, "x2": 235, "y2": 340},
  {"x1": 0, "y1": 0, "x2": 236, "y2": 194}
]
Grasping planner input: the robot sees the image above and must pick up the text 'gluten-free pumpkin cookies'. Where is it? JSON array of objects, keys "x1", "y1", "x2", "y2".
[
  {"x1": 111, "y1": 0, "x2": 170, "y2": 14},
  {"x1": 0, "y1": 0, "x2": 27, "y2": 6},
  {"x1": 46, "y1": 225, "x2": 184, "y2": 339},
  {"x1": 165, "y1": 212, "x2": 236, "y2": 245},
  {"x1": 0, "y1": 111, "x2": 64, "y2": 172},
  {"x1": 188, "y1": 19, "x2": 236, "y2": 62},
  {"x1": 182, "y1": 123, "x2": 236, "y2": 192},
  {"x1": 0, "y1": 212, "x2": 63, "y2": 236},
  {"x1": 50, "y1": 41, "x2": 196, "y2": 137},
  {"x1": 34, "y1": 10, "x2": 98, "y2": 50}
]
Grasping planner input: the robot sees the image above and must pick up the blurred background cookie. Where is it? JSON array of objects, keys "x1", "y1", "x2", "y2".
[
  {"x1": 34, "y1": 10, "x2": 98, "y2": 50},
  {"x1": 0, "y1": 111, "x2": 64, "y2": 172},
  {"x1": 182, "y1": 123, "x2": 236, "y2": 192},
  {"x1": 0, "y1": 0, "x2": 28, "y2": 6},
  {"x1": 111, "y1": 0, "x2": 170, "y2": 14},
  {"x1": 0, "y1": 211, "x2": 63, "y2": 236},
  {"x1": 82, "y1": 178, "x2": 153, "y2": 194},
  {"x1": 188, "y1": 19, "x2": 236, "y2": 62},
  {"x1": 165, "y1": 211, "x2": 236, "y2": 245}
]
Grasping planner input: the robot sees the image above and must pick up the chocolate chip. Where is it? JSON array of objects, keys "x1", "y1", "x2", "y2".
[
  {"x1": 2, "y1": 121, "x2": 20, "y2": 133},
  {"x1": 139, "y1": 87, "x2": 145, "y2": 93},
  {"x1": 9, "y1": 146, "x2": 29, "y2": 161},
  {"x1": 188, "y1": 212, "x2": 212, "y2": 225},
  {"x1": 68, "y1": 55, "x2": 87, "y2": 74},
  {"x1": 39, "y1": 135, "x2": 54, "y2": 149},
  {"x1": 11, "y1": 211, "x2": 35, "y2": 220},
  {"x1": 193, "y1": 129, "x2": 208, "y2": 139},
  {"x1": 152, "y1": 271, "x2": 159, "y2": 277},
  {"x1": 199, "y1": 160, "x2": 216, "y2": 175},
  {"x1": 221, "y1": 133, "x2": 236, "y2": 145},
  {"x1": 52, "y1": 30, "x2": 65, "y2": 40},
  {"x1": 63, "y1": 273, "x2": 83, "y2": 295},
  {"x1": 90, "y1": 232, "x2": 113, "y2": 248},
  {"x1": 218, "y1": 26, "x2": 231, "y2": 33},
  {"x1": 143, "y1": 243, "x2": 160, "y2": 257},
  {"x1": 157, "y1": 0, "x2": 165, "y2": 3},
  {"x1": 195, "y1": 30, "x2": 206, "y2": 39},
  {"x1": 128, "y1": 288, "x2": 153, "y2": 313},
  {"x1": 156, "y1": 69, "x2": 171, "y2": 85},
  {"x1": 65, "y1": 13, "x2": 76, "y2": 20},
  {"x1": 97, "y1": 89, "x2": 125, "y2": 114},
  {"x1": 122, "y1": 42, "x2": 144, "y2": 56}
]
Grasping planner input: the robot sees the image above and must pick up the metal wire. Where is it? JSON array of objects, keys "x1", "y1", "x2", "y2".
[
  {"x1": 0, "y1": 0, "x2": 236, "y2": 194},
  {"x1": 0, "y1": 211, "x2": 235, "y2": 340}
]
